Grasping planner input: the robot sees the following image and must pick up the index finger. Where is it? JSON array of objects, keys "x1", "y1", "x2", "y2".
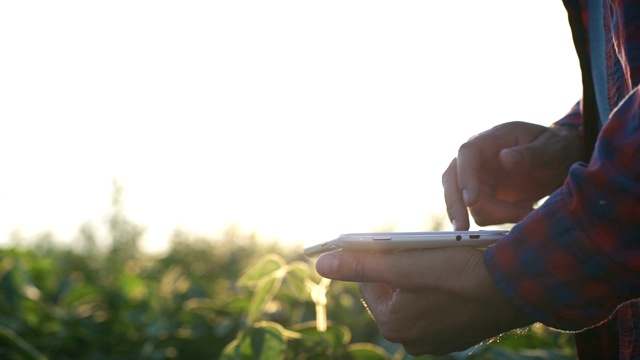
[
  {"x1": 442, "y1": 158, "x2": 470, "y2": 230},
  {"x1": 455, "y1": 139, "x2": 487, "y2": 207}
]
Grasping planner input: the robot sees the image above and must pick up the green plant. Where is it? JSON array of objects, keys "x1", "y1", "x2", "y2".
[
  {"x1": 219, "y1": 254, "x2": 390, "y2": 359},
  {"x1": 0, "y1": 183, "x2": 576, "y2": 359}
]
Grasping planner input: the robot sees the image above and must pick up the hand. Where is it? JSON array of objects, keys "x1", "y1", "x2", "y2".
[
  {"x1": 315, "y1": 248, "x2": 532, "y2": 356},
  {"x1": 442, "y1": 121, "x2": 586, "y2": 230}
]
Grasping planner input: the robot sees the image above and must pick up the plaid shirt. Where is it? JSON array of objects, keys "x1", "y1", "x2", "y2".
[{"x1": 484, "y1": 1, "x2": 640, "y2": 359}]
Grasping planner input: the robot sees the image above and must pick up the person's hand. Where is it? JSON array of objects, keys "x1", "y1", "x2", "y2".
[
  {"x1": 442, "y1": 121, "x2": 586, "y2": 230},
  {"x1": 315, "y1": 248, "x2": 532, "y2": 356}
]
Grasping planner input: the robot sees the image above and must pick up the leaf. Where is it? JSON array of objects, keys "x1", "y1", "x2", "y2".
[
  {"x1": 160, "y1": 265, "x2": 190, "y2": 297},
  {"x1": 237, "y1": 254, "x2": 286, "y2": 287},
  {"x1": 219, "y1": 338, "x2": 243, "y2": 360},
  {"x1": 247, "y1": 276, "x2": 282, "y2": 324},
  {"x1": 120, "y1": 274, "x2": 147, "y2": 303},
  {"x1": 250, "y1": 321, "x2": 286, "y2": 360},
  {"x1": 219, "y1": 322, "x2": 286, "y2": 360},
  {"x1": 284, "y1": 261, "x2": 309, "y2": 300},
  {"x1": 0, "y1": 263, "x2": 20, "y2": 310},
  {"x1": 4, "y1": 258, "x2": 42, "y2": 302},
  {"x1": 0, "y1": 324, "x2": 47, "y2": 360},
  {"x1": 489, "y1": 324, "x2": 574, "y2": 353},
  {"x1": 182, "y1": 297, "x2": 219, "y2": 311},
  {"x1": 292, "y1": 321, "x2": 352, "y2": 347},
  {"x1": 61, "y1": 283, "x2": 101, "y2": 307},
  {"x1": 346, "y1": 343, "x2": 390, "y2": 360}
]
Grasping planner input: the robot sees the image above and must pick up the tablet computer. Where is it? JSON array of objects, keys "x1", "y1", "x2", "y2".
[{"x1": 303, "y1": 230, "x2": 508, "y2": 257}]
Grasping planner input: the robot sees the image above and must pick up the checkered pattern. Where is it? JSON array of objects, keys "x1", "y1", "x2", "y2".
[{"x1": 484, "y1": 0, "x2": 640, "y2": 358}]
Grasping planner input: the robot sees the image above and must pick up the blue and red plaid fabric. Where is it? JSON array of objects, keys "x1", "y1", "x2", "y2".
[{"x1": 484, "y1": 0, "x2": 640, "y2": 358}]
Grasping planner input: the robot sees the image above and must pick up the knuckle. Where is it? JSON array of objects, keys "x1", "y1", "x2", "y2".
[
  {"x1": 441, "y1": 158, "x2": 457, "y2": 184},
  {"x1": 376, "y1": 319, "x2": 406, "y2": 344},
  {"x1": 474, "y1": 216, "x2": 492, "y2": 227},
  {"x1": 379, "y1": 327, "x2": 403, "y2": 344},
  {"x1": 458, "y1": 141, "x2": 475, "y2": 154},
  {"x1": 351, "y1": 257, "x2": 368, "y2": 281},
  {"x1": 469, "y1": 207, "x2": 491, "y2": 226}
]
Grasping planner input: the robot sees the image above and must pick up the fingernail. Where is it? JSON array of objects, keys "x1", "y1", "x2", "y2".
[
  {"x1": 452, "y1": 219, "x2": 459, "y2": 230},
  {"x1": 316, "y1": 253, "x2": 338, "y2": 276},
  {"x1": 502, "y1": 149, "x2": 522, "y2": 169},
  {"x1": 462, "y1": 189, "x2": 470, "y2": 206}
]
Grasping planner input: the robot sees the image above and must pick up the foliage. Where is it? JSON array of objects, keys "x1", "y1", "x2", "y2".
[
  {"x1": 0, "y1": 185, "x2": 576, "y2": 359},
  {"x1": 0, "y1": 240, "x2": 578, "y2": 360}
]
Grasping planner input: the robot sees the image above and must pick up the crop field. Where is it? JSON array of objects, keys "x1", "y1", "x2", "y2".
[{"x1": 0, "y1": 194, "x2": 576, "y2": 359}]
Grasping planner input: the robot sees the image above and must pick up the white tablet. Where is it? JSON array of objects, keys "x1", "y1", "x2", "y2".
[{"x1": 303, "y1": 230, "x2": 508, "y2": 257}]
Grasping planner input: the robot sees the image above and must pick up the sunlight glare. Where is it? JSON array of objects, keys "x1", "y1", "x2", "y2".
[{"x1": 0, "y1": 1, "x2": 581, "y2": 253}]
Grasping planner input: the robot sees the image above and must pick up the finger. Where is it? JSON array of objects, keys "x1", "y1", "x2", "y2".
[
  {"x1": 498, "y1": 123, "x2": 571, "y2": 173},
  {"x1": 359, "y1": 283, "x2": 419, "y2": 351},
  {"x1": 359, "y1": 282, "x2": 395, "y2": 317},
  {"x1": 501, "y1": 131, "x2": 567, "y2": 172},
  {"x1": 442, "y1": 158, "x2": 470, "y2": 230},
  {"x1": 500, "y1": 141, "x2": 550, "y2": 173},
  {"x1": 469, "y1": 198, "x2": 534, "y2": 226},
  {"x1": 457, "y1": 122, "x2": 546, "y2": 205},
  {"x1": 315, "y1": 248, "x2": 476, "y2": 289},
  {"x1": 498, "y1": 148, "x2": 522, "y2": 171},
  {"x1": 316, "y1": 251, "x2": 396, "y2": 284},
  {"x1": 455, "y1": 141, "x2": 485, "y2": 207}
]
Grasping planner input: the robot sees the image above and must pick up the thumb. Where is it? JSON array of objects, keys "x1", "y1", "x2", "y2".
[
  {"x1": 498, "y1": 147, "x2": 521, "y2": 171},
  {"x1": 315, "y1": 250, "x2": 409, "y2": 285},
  {"x1": 316, "y1": 251, "x2": 386, "y2": 283},
  {"x1": 315, "y1": 248, "x2": 478, "y2": 288},
  {"x1": 499, "y1": 126, "x2": 577, "y2": 172},
  {"x1": 500, "y1": 138, "x2": 555, "y2": 172}
]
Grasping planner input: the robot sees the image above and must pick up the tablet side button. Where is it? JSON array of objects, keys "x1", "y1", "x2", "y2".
[{"x1": 373, "y1": 236, "x2": 392, "y2": 241}]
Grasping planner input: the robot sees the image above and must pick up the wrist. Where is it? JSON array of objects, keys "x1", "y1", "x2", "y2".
[
  {"x1": 550, "y1": 124, "x2": 589, "y2": 163},
  {"x1": 475, "y1": 251, "x2": 535, "y2": 332}
]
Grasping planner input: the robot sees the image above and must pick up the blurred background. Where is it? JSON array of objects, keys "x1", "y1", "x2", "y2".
[{"x1": 0, "y1": 0, "x2": 580, "y2": 254}]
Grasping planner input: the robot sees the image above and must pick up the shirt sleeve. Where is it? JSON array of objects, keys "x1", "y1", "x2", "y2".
[
  {"x1": 554, "y1": 101, "x2": 584, "y2": 128},
  {"x1": 484, "y1": 87, "x2": 640, "y2": 331}
]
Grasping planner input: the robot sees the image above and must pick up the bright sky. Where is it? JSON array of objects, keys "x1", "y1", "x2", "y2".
[{"x1": 0, "y1": 1, "x2": 581, "y2": 254}]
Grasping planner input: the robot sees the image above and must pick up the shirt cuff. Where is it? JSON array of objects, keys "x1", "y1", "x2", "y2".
[{"x1": 484, "y1": 175, "x2": 629, "y2": 331}]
